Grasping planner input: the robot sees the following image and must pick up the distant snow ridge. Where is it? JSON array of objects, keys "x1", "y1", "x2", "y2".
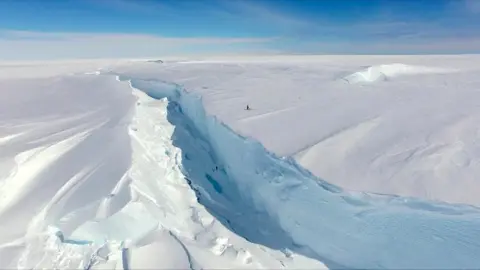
[
  {"x1": 146, "y1": 59, "x2": 164, "y2": 64},
  {"x1": 343, "y1": 63, "x2": 455, "y2": 83},
  {"x1": 126, "y1": 77, "x2": 480, "y2": 269}
]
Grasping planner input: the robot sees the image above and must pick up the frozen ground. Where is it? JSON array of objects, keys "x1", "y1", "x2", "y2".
[{"x1": 1, "y1": 55, "x2": 480, "y2": 269}]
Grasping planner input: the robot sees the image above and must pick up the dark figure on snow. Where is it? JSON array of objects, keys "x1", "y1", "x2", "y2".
[{"x1": 246, "y1": 105, "x2": 251, "y2": 110}]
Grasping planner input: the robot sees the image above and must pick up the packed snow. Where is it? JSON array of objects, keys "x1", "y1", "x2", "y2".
[{"x1": 1, "y1": 55, "x2": 480, "y2": 269}]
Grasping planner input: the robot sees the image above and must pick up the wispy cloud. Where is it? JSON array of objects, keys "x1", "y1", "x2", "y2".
[
  {"x1": 221, "y1": 0, "x2": 310, "y2": 28},
  {"x1": 0, "y1": 30, "x2": 276, "y2": 60},
  {"x1": 0, "y1": 30, "x2": 273, "y2": 44},
  {"x1": 212, "y1": 0, "x2": 479, "y2": 50},
  {"x1": 90, "y1": 0, "x2": 172, "y2": 14},
  {"x1": 3, "y1": 1, "x2": 480, "y2": 58},
  {"x1": 464, "y1": 0, "x2": 480, "y2": 14}
]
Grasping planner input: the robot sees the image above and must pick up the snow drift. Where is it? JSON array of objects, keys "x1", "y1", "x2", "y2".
[
  {"x1": 343, "y1": 63, "x2": 455, "y2": 83},
  {"x1": 124, "y1": 77, "x2": 480, "y2": 269}
]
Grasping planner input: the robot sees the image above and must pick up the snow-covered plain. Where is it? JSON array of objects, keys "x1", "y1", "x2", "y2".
[{"x1": 1, "y1": 55, "x2": 480, "y2": 269}]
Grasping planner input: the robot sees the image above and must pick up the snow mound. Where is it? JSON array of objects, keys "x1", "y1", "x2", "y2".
[
  {"x1": 343, "y1": 63, "x2": 455, "y2": 83},
  {"x1": 128, "y1": 231, "x2": 191, "y2": 269}
]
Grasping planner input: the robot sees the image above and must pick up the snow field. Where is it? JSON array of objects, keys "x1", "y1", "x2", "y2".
[
  {"x1": 2, "y1": 55, "x2": 480, "y2": 269},
  {"x1": 0, "y1": 75, "x2": 134, "y2": 268},
  {"x1": 109, "y1": 55, "x2": 480, "y2": 206},
  {"x1": 0, "y1": 72, "x2": 325, "y2": 269}
]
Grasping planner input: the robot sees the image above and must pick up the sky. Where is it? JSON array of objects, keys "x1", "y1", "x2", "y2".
[{"x1": 1, "y1": 0, "x2": 480, "y2": 60}]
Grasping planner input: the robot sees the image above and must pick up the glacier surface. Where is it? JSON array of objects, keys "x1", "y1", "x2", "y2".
[
  {"x1": 119, "y1": 75, "x2": 480, "y2": 269},
  {"x1": 110, "y1": 55, "x2": 480, "y2": 206},
  {"x1": 2, "y1": 56, "x2": 480, "y2": 269}
]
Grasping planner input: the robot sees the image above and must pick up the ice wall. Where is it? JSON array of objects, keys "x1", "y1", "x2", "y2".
[{"x1": 128, "y1": 77, "x2": 480, "y2": 269}]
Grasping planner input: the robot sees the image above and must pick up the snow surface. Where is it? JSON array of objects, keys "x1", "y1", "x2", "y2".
[
  {"x1": 0, "y1": 63, "x2": 325, "y2": 269},
  {"x1": 110, "y1": 55, "x2": 480, "y2": 206},
  {"x1": 0, "y1": 59, "x2": 132, "y2": 79},
  {"x1": 1, "y1": 55, "x2": 480, "y2": 269}
]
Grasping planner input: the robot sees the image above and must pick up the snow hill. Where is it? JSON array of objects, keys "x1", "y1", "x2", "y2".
[{"x1": 1, "y1": 55, "x2": 480, "y2": 269}]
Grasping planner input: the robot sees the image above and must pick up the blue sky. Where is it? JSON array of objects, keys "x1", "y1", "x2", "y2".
[{"x1": 1, "y1": 0, "x2": 480, "y2": 59}]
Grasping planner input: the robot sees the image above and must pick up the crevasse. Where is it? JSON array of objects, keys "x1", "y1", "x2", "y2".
[{"x1": 126, "y1": 77, "x2": 480, "y2": 269}]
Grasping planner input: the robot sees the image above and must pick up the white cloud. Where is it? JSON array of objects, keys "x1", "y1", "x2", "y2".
[{"x1": 0, "y1": 30, "x2": 275, "y2": 60}]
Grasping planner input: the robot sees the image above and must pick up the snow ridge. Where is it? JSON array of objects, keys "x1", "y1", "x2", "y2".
[{"x1": 126, "y1": 77, "x2": 480, "y2": 269}]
